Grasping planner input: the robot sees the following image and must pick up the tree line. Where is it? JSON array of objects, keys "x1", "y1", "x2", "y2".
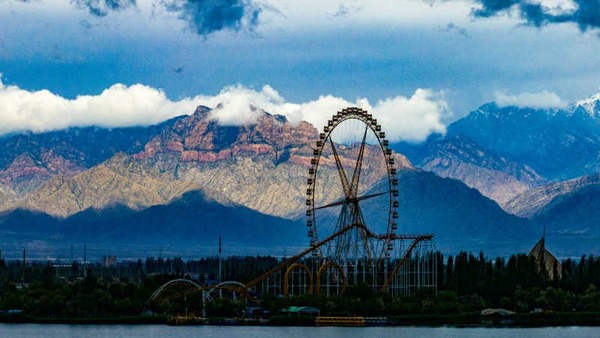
[{"x1": 1, "y1": 252, "x2": 600, "y2": 319}]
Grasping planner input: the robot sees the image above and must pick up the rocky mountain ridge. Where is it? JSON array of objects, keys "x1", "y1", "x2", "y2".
[
  {"x1": 0, "y1": 118, "x2": 184, "y2": 195},
  {"x1": 575, "y1": 92, "x2": 600, "y2": 117},
  {"x1": 0, "y1": 106, "x2": 412, "y2": 219},
  {"x1": 448, "y1": 100, "x2": 600, "y2": 181},
  {"x1": 394, "y1": 92, "x2": 600, "y2": 210},
  {"x1": 505, "y1": 173, "x2": 600, "y2": 219},
  {"x1": 394, "y1": 134, "x2": 545, "y2": 206}
]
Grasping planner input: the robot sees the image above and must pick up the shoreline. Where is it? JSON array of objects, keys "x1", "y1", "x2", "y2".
[{"x1": 2, "y1": 312, "x2": 600, "y2": 327}]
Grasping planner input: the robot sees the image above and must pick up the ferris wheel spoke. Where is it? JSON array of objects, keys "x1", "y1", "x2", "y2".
[
  {"x1": 329, "y1": 137, "x2": 351, "y2": 198},
  {"x1": 354, "y1": 191, "x2": 388, "y2": 203},
  {"x1": 350, "y1": 124, "x2": 369, "y2": 198},
  {"x1": 314, "y1": 191, "x2": 387, "y2": 211},
  {"x1": 314, "y1": 198, "x2": 346, "y2": 211}
]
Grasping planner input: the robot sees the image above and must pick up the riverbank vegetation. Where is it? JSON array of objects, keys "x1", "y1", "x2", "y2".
[{"x1": 1, "y1": 252, "x2": 600, "y2": 325}]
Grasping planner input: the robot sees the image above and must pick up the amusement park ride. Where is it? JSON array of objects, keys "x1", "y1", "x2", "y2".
[{"x1": 150, "y1": 107, "x2": 437, "y2": 307}]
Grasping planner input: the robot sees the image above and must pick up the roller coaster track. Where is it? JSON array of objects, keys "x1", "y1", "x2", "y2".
[
  {"x1": 150, "y1": 224, "x2": 433, "y2": 302},
  {"x1": 150, "y1": 280, "x2": 258, "y2": 304},
  {"x1": 149, "y1": 278, "x2": 203, "y2": 302},
  {"x1": 149, "y1": 223, "x2": 365, "y2": 302},
  {"x1": 379, "y1": 234, "x2": 433, "y2": 292},
  {"x1": 245, "y1": 222, "x2": 366, "y2": 289},
  {"x1": 245, "y1": 222, "x2": 432, "y2": 290},
  {"x1": 202, "y1": 281, "x2": 257, "y2": 303}
]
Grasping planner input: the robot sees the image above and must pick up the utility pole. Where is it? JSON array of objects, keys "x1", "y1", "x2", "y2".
[
  {"x1": 21, "y1": 249, "x2": 26, "y2": 287},
  {"x1": 202, "y1": 290, "x2": 207, "y2": 318},
  {"x1": 218, "y1": 235, "x2": 223, "y2": 299},
  {"x1": 218, "y1": 235, "x2": 222, "y2": 282},
  {"x1": 83, "y1": 243, "x2": 87, "y2": 278}
]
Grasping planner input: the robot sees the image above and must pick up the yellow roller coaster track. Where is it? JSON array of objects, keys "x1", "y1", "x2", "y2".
[
  {"x1": 379, "y1": 234, "x2": 433, "y2": 292},
  {"x1": 150, "y1": 224, "x2": 433, "y2": 302},
  {"x1": 282, "y1": 263, "x2": 314, "y2": 296}
]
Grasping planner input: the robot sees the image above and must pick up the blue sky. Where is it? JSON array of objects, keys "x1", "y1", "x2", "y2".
[{"x1": 1, "y1": 0, "x2": 599, "y2": 141}]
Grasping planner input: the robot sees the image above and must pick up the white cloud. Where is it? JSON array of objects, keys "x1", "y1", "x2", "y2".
[
  {"x1": 198, "y1": 85, "x2": 450, "y2": 142},
  {"x1": 369, "y1": 89, "x2": 449, "y2": 141},
  {"x1": 0, "y1": 78, "x2": 450, "y2": 142},
  {"x1": 0, "y1": 78, "x2": 199, "y2": 135},
  {"x1": 494, "y1": 90, "x2": 567, "y2": 109},
  {"x1": 196, "y1": 85, "x2": 285, "y2": 126}
]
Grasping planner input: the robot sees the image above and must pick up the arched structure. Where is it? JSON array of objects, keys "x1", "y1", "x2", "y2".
[
  {"x1": 316, "y1": 260, "x2": 347, "y2": 296},
  {"x1": 150, "y1": 279, "x2": 255, "y2": 304},
  {"x1": 203, "y1": 281, "x2": 254, "y2": 302},
  {"x1": 149, "y1": 278, "x2": 202, "y2": 302},
  {"x1": 283, "y1": 263, "x2": 313, "y2": 296}
]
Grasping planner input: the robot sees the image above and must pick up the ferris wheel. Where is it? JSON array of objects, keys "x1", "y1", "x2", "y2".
[{"x1": 306, "y1": 107, "x2": 399, "y2": 263}]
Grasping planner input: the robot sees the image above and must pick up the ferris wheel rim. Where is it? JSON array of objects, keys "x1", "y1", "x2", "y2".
[{"x1": 305, "y1": 107, "x2": 398, "y2": 259}]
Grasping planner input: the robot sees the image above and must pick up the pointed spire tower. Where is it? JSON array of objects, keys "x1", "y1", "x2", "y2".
[{"x1": 529, "y1": 225, "x2": 561, "y2": 280}]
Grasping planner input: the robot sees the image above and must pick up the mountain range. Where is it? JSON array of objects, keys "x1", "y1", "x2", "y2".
[
  {"x1": 394, "y1": 94, "x2": 600, "y2": 206},
  {"x1": 1, "y1": 92, "x2": 600, "y2": 258}
]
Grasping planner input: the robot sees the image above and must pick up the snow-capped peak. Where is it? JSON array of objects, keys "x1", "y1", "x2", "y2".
[{"x1": 575, "y1": 92, "x2": 600, "y2": 116}]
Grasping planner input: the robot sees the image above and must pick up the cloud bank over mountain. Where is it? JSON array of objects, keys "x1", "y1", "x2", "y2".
[
  {"x1": 203, "y1": 85, "x2": 450, "y2": 142},
  {"x1": 0, "y1": 78, "x2": 199, "y2": 135},
  {"x1": 494, "y1": 90, "x2": 567, "y2": 108},
  {"x1": 0, "y1": 78, "x2": 450, "y2": 142}
]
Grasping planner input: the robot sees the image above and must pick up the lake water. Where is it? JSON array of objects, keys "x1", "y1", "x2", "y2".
[{"x1": 1, "y1": 324, "x2": 597, "y2": 338}]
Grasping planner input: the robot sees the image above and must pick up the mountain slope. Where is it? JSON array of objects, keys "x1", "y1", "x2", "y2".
[
  {"x1": 530, "y1": 183, "x2": 600, "y2": 257},
  {"x1": 394, "y1": 169, "x2": 534, "y2": 254},
  {"x1": 394, "y1": 134, "x2": 544, "y2": 205},
  {"x1": 532, "y1": 184, "x2": 600, "y2": 237},
  {"x1": 0, "y1": 183, "x2": 16, "y2": 212},
  {"x1": 22, "y1": 154, "x2": 199, "y2": 217},
  {"x1": 0, "y1": 191, "x2": 305, "y2": 258},
  {"x1": 505, "y1": 174, "x2": 600, "y2": 218},
  {"x1": 0, "y1": 170, "x2": 537, "y2": 257},
  {"x1": 448, "y1": 101, "x2": 600, "y2": 181},
  {"x1": 312, "y1": 168, "x2": 536, "y2": 256},
  {"x1": 0, "y1": 116, "x2": 185, "y2": 195},
  {"x1": 393, "y1": 92, "x2": 600, "y2": 208}
]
